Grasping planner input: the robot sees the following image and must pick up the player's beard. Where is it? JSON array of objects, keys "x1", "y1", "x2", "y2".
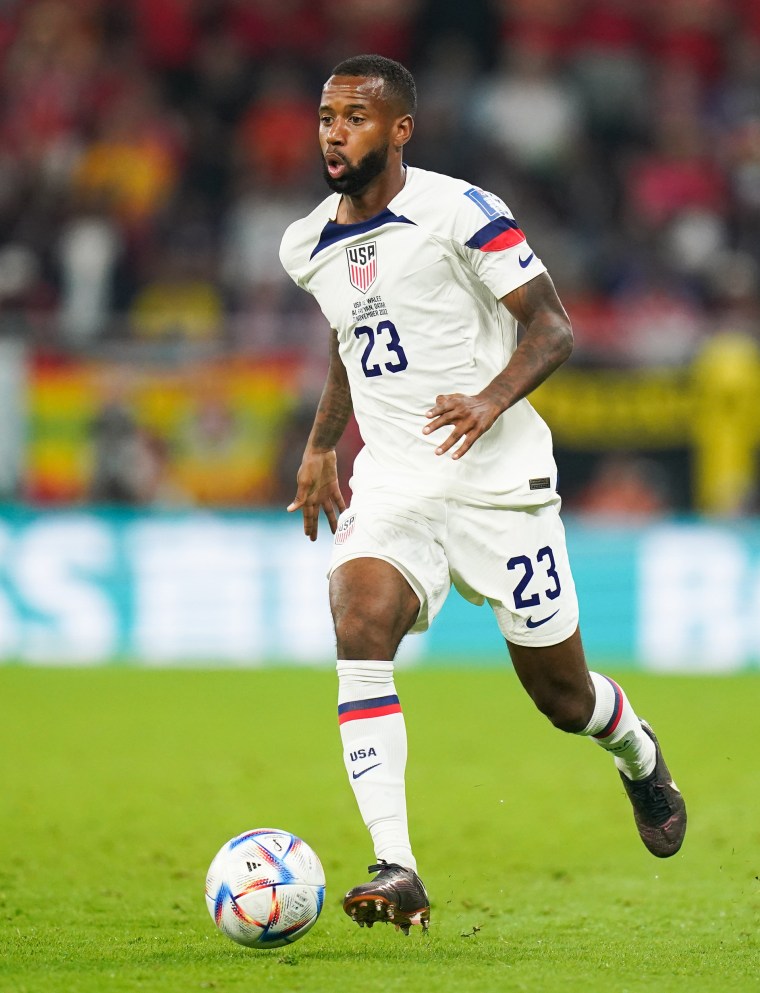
[{"x1": 322, "y1": 142, "x2": 390, "y2": 196}]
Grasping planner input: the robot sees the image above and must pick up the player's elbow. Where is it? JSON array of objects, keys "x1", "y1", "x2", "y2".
[{"x1": 553, "y1": 319, "x2": 574, "y2": 366}]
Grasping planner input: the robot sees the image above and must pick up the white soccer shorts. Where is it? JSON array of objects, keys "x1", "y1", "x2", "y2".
[{"x1": 328, "y1": 487, "x2": 579, "y2": 647}]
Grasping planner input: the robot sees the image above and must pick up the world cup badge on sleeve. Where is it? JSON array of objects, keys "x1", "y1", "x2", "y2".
[{"x1": 346, "y1": 242, "x2": 377, "y2": 294}]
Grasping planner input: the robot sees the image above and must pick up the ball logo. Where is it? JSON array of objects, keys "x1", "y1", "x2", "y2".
[
  {"x1": 335, "y1": 513, "x2": 356, "y2": 545},
  {"x1": 346, "y1": 242, "x2": 377, "y2": 294}
]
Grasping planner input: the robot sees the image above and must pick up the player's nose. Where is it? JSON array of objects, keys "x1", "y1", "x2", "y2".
[{"x1": 326, "y1": 119, "x2": 346, "y2": 145}]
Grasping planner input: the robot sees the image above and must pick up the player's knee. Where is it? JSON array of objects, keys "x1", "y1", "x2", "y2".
[{"x1": 332, "y1": 608, "x2": 400, "y2": 661}]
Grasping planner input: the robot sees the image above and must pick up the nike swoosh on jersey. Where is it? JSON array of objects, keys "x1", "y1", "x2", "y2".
[
  {"x1": 525, "y1": 609, "x2": 559, "y2": 629},
  {"x1": 352, "y1": 762, "x2": 382, "y2": 779},
  {"x1": 518, "y1": 252, "x2": 535, "y2": 268}
]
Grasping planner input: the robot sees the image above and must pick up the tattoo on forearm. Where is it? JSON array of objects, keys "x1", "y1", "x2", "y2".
[
  {"x1": 490, "y1": 324, "x2": 571, "y2": 410},
  {"x1": 310, "y1": 333, "x2": 353, "y2": 449},
  {"x1": 489, "y1": 274, "x2": 573, "y2": 411}
]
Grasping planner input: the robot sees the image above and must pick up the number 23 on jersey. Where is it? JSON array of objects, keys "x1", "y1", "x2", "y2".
[{"x1": 354, "y1": 320, "x2": 408, "y2": 378}]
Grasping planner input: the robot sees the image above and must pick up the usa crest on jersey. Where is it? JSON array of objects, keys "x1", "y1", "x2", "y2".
[{"x1": 346, "y1": 242, "x2": 377, "y2": 293}]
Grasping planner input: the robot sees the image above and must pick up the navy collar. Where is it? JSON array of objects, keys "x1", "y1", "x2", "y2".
[{"x1": 310, "y1": 207, "x2": 415, "y2": 259}]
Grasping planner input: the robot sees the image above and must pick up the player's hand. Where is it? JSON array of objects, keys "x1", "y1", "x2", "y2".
[
  {"x1": 423, "y1": 393, "x2": 502, "y2": 459},
  {"x1": 287, "y1": 449, "x2": 346, "y2": 541}
]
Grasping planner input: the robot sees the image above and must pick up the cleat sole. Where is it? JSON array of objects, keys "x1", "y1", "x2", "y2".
[{"x1": 343, "y1": 861, "x2": 431, "y2": 935}]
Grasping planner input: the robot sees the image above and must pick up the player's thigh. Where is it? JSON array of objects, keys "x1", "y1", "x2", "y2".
[
  {"x1": 446, "y1": 498, "x2": 579, "y2": 647},
  {"x1": 328, "y1": 494, "x2": 450, "y2": 635},
  {"x1": 329, "y1": 557, "x2": 420, "y2": 657}
]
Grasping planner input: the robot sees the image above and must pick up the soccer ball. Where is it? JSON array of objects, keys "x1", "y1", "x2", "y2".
[{"x1": 205, "y1": 828, "x2": 325, "y2": 949}]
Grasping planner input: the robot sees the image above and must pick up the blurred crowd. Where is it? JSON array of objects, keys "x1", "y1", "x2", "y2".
[{"x1": 0, "y1": 0, "x2": 759, "y2": 369}]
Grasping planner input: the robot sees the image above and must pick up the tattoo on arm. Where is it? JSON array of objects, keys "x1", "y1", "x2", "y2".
[
  {"x1": 486, "y1": 273, "x2": 574, "y2": 413},
  {"x1": 309, "y1": 331, "x2": 353, "y2": 450}
]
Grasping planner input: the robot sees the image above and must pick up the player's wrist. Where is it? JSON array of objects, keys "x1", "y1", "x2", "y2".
[
  {"x1": 477, "y1": 386, "x2": 511, "y2": 417},
  {"x1": 305, "y1": 443, "x2": 337, "y2": 457}
]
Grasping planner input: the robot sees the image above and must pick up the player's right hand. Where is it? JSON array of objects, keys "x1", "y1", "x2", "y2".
[{"x1": 287, "y1": 448, "x2": 346, "y2": 541}]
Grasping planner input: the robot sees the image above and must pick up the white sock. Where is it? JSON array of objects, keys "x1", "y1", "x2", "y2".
[
  {"x1": 337, "y1": 659, "x2": 416, "y2": 870},
  {"x1": 581, "y1": 672, "x2": 656, "y2": 781}
]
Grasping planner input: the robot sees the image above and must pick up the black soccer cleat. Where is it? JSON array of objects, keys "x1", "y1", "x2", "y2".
[
  {"x1": 620, "y1": 720, "x2": 686, "y2": 858},
  {"x1": 343, "y1": 861, "x2": 430, "y2": 935}
]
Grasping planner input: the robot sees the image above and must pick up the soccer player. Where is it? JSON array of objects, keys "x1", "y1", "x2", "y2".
[{"x1": 280, "y1": 54, "x2": 686, "y2": 935}]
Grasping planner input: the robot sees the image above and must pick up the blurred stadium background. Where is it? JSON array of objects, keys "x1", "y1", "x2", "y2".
[{"x1": 0, "y1": 0, "x2": 759, "y2": 671}]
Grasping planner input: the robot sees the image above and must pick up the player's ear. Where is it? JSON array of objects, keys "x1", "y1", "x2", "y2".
[{"x1": 392, "y1": 114, "x2": 414, "y2": 150}]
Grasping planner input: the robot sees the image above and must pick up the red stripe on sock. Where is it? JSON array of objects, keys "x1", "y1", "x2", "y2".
[
  {"x1": 594, "y1": 678, "x2": 624, "y2": 739},
  {"x1": 338, "y1": 703, "x2": 402, "y2": 725}
]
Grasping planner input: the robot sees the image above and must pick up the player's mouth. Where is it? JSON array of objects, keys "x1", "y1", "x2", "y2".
[{"x1": 325, "y1": 152, "x2": 348, "y2": 178}]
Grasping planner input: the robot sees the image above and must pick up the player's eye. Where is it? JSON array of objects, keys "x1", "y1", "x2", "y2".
[
  {"x1": 319, "y1": 115, "x2": 333, "y2": 126},
  {"x1": 348, "y1": 116, "x2": 365, "y2": 125}
]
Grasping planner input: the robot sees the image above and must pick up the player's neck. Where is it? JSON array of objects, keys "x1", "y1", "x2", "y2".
[{"x1": 335, "y1": 164, "x2": 407, "y2": 225}]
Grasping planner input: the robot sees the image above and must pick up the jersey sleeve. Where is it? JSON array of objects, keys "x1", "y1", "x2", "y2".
[
  {"x1": 448, "y1": 185, "x2": 546, "y2": 300},
  {"x1": 278, "y1": 221, "x2": 305, "y2": 288}
]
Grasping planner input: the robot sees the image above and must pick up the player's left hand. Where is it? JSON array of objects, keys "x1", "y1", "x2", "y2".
[{"x1": 423, "y1": 393, "x2": 502, "y2": 459}]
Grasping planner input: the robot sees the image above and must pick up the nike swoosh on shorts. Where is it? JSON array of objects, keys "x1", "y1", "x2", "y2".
[
  {"x1": 525, "y1": 609, "x2": 559, "y2": 629},
  {"x1": 519, "y1": 252, "x2": 535, "y2": 268}
]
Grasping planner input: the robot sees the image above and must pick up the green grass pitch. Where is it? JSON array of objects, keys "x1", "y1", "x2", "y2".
[{"x1": 1, "y1": 665, "x2": 758, "y2": 993}]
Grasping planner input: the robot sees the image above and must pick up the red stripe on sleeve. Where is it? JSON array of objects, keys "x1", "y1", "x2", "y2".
[{"x1": 479, "y1": 228, "x2": 526, "y2": 252}]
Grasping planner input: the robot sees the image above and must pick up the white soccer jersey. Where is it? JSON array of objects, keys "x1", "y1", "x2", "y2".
[{"x1": 279, "y1": 166, "x2": 558, "y2": 504}]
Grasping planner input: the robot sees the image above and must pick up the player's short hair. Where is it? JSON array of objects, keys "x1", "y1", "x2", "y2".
[{"x1": 329, "y1": 54, "x2": 417, "y2": 118}]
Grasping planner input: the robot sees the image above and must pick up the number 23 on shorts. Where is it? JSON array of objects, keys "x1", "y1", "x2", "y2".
[{"x1": 507, "y1": 546, "x2": 561, "y2": 609}]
